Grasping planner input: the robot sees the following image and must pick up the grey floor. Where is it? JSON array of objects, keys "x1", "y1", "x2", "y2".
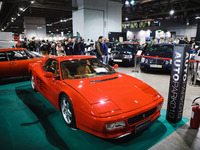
[{"x1": 116, "y1": 67, "x2": 200, "y2": 150}]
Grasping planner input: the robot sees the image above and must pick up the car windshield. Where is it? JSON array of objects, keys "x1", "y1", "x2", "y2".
[
  {"x1": 28, "y1": 51, "x2": 42, "y2": 58},
  {"x1": 61, "y1": 58, "x2": 116, "y2": 79},
  {"x1": 148, "y1": 45, "x2": 173, "y2": 53},
  {"x1": 116, "y1": 44, "x2": 138, "y2": 51}
]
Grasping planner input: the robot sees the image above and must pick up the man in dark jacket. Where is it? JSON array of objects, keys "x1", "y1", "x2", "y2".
[
  {"x1": 77, "y1": 38, "x2": 85, "y2": 55},
  {"x1": 40, "y1": 40, "x2": 49, "y2": 55},
  {"x1": 67, "y1": 38, "x2": 73, "y2": 55},
  {"x1": 102, "y1": 38, "x2": 109, "y2": 64},
  {"x1": 96, "y1": 36, "x2": 104, "y2": 61},
  {"x1": 72, "y1": 38, "x2": 79, "y2": 55}
]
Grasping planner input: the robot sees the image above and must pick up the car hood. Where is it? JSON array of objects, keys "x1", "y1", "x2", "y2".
[
  {"x1": 64, "y1": 73, "x2": 159, "y2": 114},
  {"x1": 112, "y1": 49, "x2": 134, "y2": 54},
  {"x1": 145, "y1": 52, "x2": 172, "y2": 58}
]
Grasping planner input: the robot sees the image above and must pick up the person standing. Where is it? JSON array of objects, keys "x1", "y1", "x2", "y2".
[
  {"x1": 78, "y1": 38, "x2": 85, "y2": 55},
  {"x1": 51, "y1": 42, "x2": 57, "y2": 55},
  {"x1": 96, "y1": 36, "x2": 104, "y2": 61},
  {"x1": 67, "y1": 38, "x2": 73, "y2": 55},
  {"x1": 72, "y1": 38, "x2": 79, "y2": 55},
  {"x1": 56, "y1": 43, "x2": 65, "y2": 56},
  {"x1": 148, "y1": 37, "x2": 156, "y2": 47},
  {"x1": 102, "y1": 38, "x2": 109, "y2": 64},
  {"x1": 40, "y1": 40, "x2": 49, "y2": 55}
]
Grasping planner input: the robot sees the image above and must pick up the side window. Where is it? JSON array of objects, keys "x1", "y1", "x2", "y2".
[
  {"x1": 43, "y1": 59, "x2": 59, "y2": 74},
  {"x1": 0, "y1": 52, "x2": 8, "y2": 61},
  {"x1": 6, "y1": 50, "x2": 29, "y2": 61}
]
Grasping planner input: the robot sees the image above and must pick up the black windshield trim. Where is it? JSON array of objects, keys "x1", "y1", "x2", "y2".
[{"x1": 90, "y1": 77, "x2": 118, "y2": 83}]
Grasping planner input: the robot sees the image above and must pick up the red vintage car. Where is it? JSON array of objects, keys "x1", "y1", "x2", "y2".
[
  {"x1": 29, "y1": 56, "x2": 163, "y2": 139},
  {"x1": 0, "y1": 48, "x2": 44, "y2": 79}
]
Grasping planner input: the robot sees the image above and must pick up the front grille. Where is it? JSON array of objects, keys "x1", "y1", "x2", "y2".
[
  {"x1": 127, "y1": 107, "x2": 157, "y2": 125},
  {"x1": 151, "y1": 59, "x2": 165, "y2": 64},
  {"x1": 113, "y1": 54, "x2": 124, "y2": 59}
]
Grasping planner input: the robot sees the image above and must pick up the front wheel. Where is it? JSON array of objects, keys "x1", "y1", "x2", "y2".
[
  {"x1": 30, "y1": 73, "x2": 37, "y2": 91},
  {"x1": 60, "y1": 94, "x2": 76, "y2": 128}
]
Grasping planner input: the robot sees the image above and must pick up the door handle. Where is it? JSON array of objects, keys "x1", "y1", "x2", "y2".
[{"x1": 10, "y1": 62, "x2": 16, "y2": 64}]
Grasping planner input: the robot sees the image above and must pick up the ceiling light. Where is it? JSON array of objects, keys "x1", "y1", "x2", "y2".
[
  {"x1": 17, "y1": 13, "x2": 20, "y2": 16},
  {"x1": 125, "y1": 0, "x2": 129, "y2": 5},
  {"x1": 30, "y1": 0, "x2": 35, "y2": 4},
  {"x1": 125, "y1": 17, "x2": 128, "y2": 21},
  {"x1": 170, "y1": 10, "x2": 175, "y2": 15},
  {"x1": 0, "y1": 2, "x2": 2, "y2": 11},
  {"x1": 130, "y1": 0, "x2": 135, "y2": 5},
  {"x1": 187, "y1": 22, "x2": 189, "y2": 26},
  {"x1": 1, "y1": 28, "x2": 4, "y2": 31},
  {"x1": 56, "y1": 29, "x2": 59, "y2": 31},
  {"x1": 49, "y1": 31, "x2": 51, "y2": 33},
  {"x1": 195, "y1": 16, "x2": 200, "y2": 20},
  {"x1": 19, "y1": 7, "x2": 24, "y2": 12}
]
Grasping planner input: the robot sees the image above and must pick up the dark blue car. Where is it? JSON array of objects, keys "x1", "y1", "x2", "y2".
[{"x1": 140, "y1": 43, "x2": 173, "y2": 71}]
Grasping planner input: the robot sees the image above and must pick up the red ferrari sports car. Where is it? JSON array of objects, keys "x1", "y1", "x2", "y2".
[
  {"x1": 29, "y1": 56, "x2": 163, "y2": 139},
  {"x1": 0, "y1": 48, "x2": 44, "y2": 79}
]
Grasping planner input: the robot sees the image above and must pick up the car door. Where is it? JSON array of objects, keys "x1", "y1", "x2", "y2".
[
  {"x1": 6, "y1": 50, "x2": 36, "y2": 76},
  {"x1": 41, "y1": 59, "x2": 61, "y2": 105},
  {"x1": 0, "y1": 51, "x2": 14, "y2": 78}
]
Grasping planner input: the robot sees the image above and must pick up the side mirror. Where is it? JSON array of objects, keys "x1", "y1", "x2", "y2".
[
  {"x1": 44, "y1": 72, "x2": 55, "y2": 78},
  {"x1": 112, "y1": 64, "x2": 118, "y2": 69}
]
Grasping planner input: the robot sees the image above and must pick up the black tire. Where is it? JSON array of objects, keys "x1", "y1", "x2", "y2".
[
  {"x1": 140, "y1": 67, "x2": 146, "y2": 72},
  {"x1": 30, "y1": 72, "x2": 37, "y2": 92},
  {"x1": 60, "y1": 94, "x2": 76, "y2": 128}
]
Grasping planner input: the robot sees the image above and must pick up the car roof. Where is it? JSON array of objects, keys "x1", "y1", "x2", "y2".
[
  {"x1": 48, "y1": 55, "x2": 96, "y2": 62},
  {"x1": 120, "y1": 42, "x2": 139, "y2": 45},
  {"x1": 0, "y1": 48, "x2": 26, "y2": 51},
  {"x1": 153, "y1": 43, "x2": 173, "y2": 46}
]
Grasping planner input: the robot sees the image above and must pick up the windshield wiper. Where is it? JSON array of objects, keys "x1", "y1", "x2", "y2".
[{"x1": 96, "y1": 72, "x2": 115, "y2": 74}]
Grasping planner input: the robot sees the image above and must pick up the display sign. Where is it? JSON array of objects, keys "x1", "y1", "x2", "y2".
[
  {"x1": 122, "y1": 21, "x2": 151, "y2": 29},
  {"x1": 166, "y1": 45, "x2": 191, "y2": 123}
]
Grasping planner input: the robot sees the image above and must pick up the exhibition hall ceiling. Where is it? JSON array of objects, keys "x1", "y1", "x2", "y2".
[{"x1": 1, "y1": 0, "x2": 200, "y2": 34}]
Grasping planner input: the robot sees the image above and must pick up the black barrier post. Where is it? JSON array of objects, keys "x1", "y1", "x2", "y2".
[
  {"x1": 166, "y1": 44, "x2": 191, "y2": 123},
  {"x1": 194, "y1": 61, "x2": 199, "y2": 85}
]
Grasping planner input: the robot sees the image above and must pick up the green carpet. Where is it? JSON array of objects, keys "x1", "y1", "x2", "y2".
[{"x1": 0, "y1": 80, "x2": 189, "y2": 150}]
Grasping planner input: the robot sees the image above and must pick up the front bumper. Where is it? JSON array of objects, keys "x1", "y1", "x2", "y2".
[
  {"x1": 109, "y1": 58, "x2": 134, "y2": 65},
  {"x1": 140, "y1": 63, "x2": 171, "y2": 71},
  {"x1": 75, "y1": 98, "x2": 163, "y2": 139}
]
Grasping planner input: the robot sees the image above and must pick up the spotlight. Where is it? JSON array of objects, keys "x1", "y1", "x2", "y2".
[
  {"x1": 195, "y1": 16, "x2": 200, "y2": 20},
  {"x1": 17, "y1": 13, "x2": 20, "y2": 16},
  {"x1": 1, "y1": 28, "x2": 4, "y2": 31},
  {"x1": 125, "y1": 17, "x2": 128, "y2": 21},
  {"x1": 187, "y1": 22, "x2": 189, "y2": 26},
  {"x1": 125, "y1": 0, "x2": 129, "y2": 5},
  {"x1": 170, "y1": 10, "x2": 174, "y2": 15},
  {"x1": 19, "y1": 7, "x2": 24, "y2": 12},
  {"x1": 56, "y1": 29, "x2": 59, "y2": 31},
  {"x1": 30, "y1": 0, "x2": 35, "y2": 4},
  {"x1": 130, "y1": 0, "x2": 135, "y2": 5}
]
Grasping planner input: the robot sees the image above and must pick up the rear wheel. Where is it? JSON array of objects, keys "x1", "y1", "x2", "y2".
[
  {"x1": 60, "y1": 94, "x2": 76, "y2": 128},
  {"x1": 30, "y1": 73, "x2": 37, "y2": 91}
]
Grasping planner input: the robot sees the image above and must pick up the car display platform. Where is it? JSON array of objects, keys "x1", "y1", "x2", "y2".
[{"x1": 0, "y1": 80, "x2": 189, "y2": 150}]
